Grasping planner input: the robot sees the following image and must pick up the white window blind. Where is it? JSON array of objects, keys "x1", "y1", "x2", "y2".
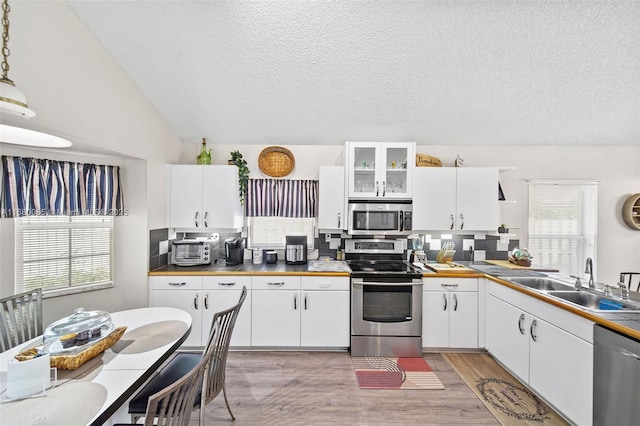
[
  {"x1": 528, "y1": 181, "x2": 598, "y2": 276},
  {"x1": 15, "y1": 216, "x2": 114, "y2": 295},
  {"x1": 248, "y1": 217, "x2": 315, "y2": 248}
]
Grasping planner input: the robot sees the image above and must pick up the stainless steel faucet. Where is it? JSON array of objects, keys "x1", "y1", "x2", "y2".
[
  {"x1": 585, "y1": 257, "x2": 595, "y2": 289},
  {"x1": 618, "y1": 282, "x2": 630, "y2": 301}
]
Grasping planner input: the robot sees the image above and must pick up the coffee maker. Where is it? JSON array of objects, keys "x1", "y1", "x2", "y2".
[
  {"x1": 285, "y1": 235, "x2": 307, "y2": 265},
  {"x1": 224, "y1": 237, "x2": 245, "y2": 266}
]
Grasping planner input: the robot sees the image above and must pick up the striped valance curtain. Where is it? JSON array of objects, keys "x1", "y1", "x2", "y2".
[
  {"x1": 1, "y1": 155, "x2": 125, "y2": 218},
  {"x1": 246, "y1": 178, "x2": 318, "y2": 218}
]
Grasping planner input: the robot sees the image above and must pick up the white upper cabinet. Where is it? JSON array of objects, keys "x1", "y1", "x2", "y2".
[
  {"x1": 413, "y1": 167, "x2": 499, "y2": 231},
  {"x1": 345, "y1": 142, "x2": 415, "y2": 199},
  {"x1": 168, "y1": 165, "x2": 243, "y2": 230},
  {"x1": 318, "y1": 166, "x2": 345, "y2": 231}
]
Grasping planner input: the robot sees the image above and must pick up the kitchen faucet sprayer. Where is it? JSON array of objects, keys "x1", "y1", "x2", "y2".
[{"x1": 585, "y1": 257, "x2": 595, "y2": 289}]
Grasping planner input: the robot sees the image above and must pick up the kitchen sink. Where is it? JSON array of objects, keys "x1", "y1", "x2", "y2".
[
  {"x1": 501, "y1": 276, "x2": 576, "y2": 291},
  {"x1": 547, "y1": 291, "x2": 640, "y2": 312}
]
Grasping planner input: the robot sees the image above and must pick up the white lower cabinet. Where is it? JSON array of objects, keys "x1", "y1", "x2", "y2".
[
  {"x1": 251, "y1": 276, "x2": 301, "y2": 347},
  {"x1": 202, "y1": 276, "x2": 252, "y2": 347},
  {"x1": 300, "y1": 276, "x2": 350, "y2": 347},
  {"x1": 149, "y1": 276, "x2": 206, "y2": 347},
  {"x1": 486, "y1": 282, "x2": 593, "y2": 426},
  {"x1": 422, "y1": 278, "x2": 478, "y2": 348},
  {"x1": 150, "y1": 274, "x2": 350, "y2": 349},
  {"x1": 251, "y1": 275, "x2": 350, "y2": 347}
]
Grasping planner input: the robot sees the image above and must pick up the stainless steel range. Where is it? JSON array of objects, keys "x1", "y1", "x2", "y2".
[{"x1": 346, "y1": 239, "x2": 423, "y2": 357}]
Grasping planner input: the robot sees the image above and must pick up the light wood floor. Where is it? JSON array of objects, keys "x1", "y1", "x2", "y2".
[{"x1": 194, "y1": 351, "x2": 501, "y2": 425}]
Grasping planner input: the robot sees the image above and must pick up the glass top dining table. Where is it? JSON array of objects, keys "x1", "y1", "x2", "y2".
[{"x1": 0, "y1": 306, "x2": 192, "y2": 426}]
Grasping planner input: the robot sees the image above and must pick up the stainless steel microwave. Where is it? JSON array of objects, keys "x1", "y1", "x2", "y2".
[
  {"x1": 347, "y1": 201, "x2": 412, "y2": 236},
  {"x1": 171, "y1": 239, "x2": 213, "y2": 266}
]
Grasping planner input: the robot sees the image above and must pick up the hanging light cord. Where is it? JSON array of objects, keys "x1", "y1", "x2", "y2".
[{"x1": 1, "y1": 0, "x2": 14, "y2": 85}]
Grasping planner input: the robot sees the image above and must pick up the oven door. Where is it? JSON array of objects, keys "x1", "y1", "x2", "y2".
[{"x1": 351, "y1": 277, "x2": 422, "y2": 336}]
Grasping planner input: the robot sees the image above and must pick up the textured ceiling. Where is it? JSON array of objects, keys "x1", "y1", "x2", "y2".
[{"x1": 66, "y1": 0, "x2": 640, "y2": 146}]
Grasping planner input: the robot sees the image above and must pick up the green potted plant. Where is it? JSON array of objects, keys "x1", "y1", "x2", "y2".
[{"x1": 230, "y1": 150, "x2": 250, "y2": 204}]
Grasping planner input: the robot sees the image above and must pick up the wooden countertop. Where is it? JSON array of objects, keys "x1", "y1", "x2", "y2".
[{"x1": 148, "y1": 261, "x2": 350, "y2": 277}]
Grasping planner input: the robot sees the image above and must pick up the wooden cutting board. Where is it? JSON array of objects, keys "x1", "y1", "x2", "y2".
[
  {"x1": 485, "y1": 259, "x2": 559, "y2": 272},
  {"x1": 425, "y1": 263, "x2": 476, "y2": 274}
]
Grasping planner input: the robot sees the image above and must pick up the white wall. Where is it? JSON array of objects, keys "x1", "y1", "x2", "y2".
[{"x1": 0, "y1": 1, "x2": 182, "y2": 323}]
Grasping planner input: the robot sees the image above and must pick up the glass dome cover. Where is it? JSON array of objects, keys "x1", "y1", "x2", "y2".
[{"x1": 43, "y1": 307, "x2": 113, "y2": 344}]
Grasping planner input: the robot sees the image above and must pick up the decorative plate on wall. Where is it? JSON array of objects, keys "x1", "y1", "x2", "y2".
[{"x1": 258, "y1": 146, "x2": 295, "y2": 177}]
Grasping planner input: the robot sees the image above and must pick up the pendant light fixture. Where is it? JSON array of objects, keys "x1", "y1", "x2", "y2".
[
  {"x1": 0, "y1": 0, "x2": 34, "y2": 118},
  {"x1": 0, "y1": 0, "x2": 71, "y2": 147}
]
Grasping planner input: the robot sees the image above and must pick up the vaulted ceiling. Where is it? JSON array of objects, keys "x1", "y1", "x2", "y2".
[{"x1": 67, "y1": 0, "x2": 640, "y2": 146}]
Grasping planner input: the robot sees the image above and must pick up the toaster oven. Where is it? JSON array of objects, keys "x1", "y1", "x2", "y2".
[{"x1": 171, "y1": 239, "x2": 214, "y2": 266}]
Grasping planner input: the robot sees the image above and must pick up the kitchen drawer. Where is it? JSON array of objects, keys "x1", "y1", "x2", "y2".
[
  {"x1": 422, "y1": 277, "x2": 478, "y2": 292},
  {"x1": 252, "y1": 276, "x2": 301, "y2": 290},
  {"x1": 301, "y1": 276, "x2": 349, "y2": 291},
  {"x1": 203, "y1": 275, "x2": 252, "y2": 290},
  {"x1": 150, "y1": 276, "x2": 202, "y2": 290}
]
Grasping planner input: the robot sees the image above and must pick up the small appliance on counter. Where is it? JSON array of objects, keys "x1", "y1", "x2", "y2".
[
  {"x1": 252, "y1": 248, "x2": 263, "y2": 264},
  {"x1": 265, "y1": 251, "x2": 278, "y2": 264},
  {"x1": 224, "y1": 237, "x2": 245, "y2": 266},
  {"x1": 171, "y1": 239, "x2": 214, "y2": 266},
  {"x1": 285, "y1": 235, "x2": 307, "y2": 265},
  {"x1": 409, "y1": 234, "x2": 427, "y2": 268}
]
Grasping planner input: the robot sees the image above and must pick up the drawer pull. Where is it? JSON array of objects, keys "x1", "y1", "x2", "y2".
[
  {"x1": 441, "y1": 283, "x2": 459, "y2": 289},
  {"x1": 218, "y1": 282, "x2": 236, "y2": 287},
  {"x1": 268, "y1": 282, "x2": 285, "y2": 287},
  {"x1": 319, "y1": 283, "x2": 331, "y2": 289},
  {"x1": 168, "y1": 282, "x2": 186, "y2": 287}
]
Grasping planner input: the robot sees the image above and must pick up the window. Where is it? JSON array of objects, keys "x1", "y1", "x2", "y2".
[
  {"x1": 248, "y1": 217, "x2": 315, "y2": 249},
  {"x1": 15, "y1": 215, "x2": 114, "y2": 296},
  {"x1": 528, "y1": 181, "x2": 598, "y2": 276}
]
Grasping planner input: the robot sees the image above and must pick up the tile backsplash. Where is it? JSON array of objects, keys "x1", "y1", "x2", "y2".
[
  {"x1": 317, "y1": 232, "x2": 519, "y2": 262},
  {"x1": 150, "y1": 228, "x2": 519, "y2": 270}
]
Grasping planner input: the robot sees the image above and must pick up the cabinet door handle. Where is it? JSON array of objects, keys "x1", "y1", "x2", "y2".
[
  {"x1": 194, "y1": 294, "x2": 199, "y2": 310},
  {"x1": 382, "y1": 181, "x2": 386, "y2": 197},
  {"x1": 453, "y1": 293, "x2": 458, "y2": 311},
  {"x1": 195, "y1": 211, "x2": 199, "y2": 227},
  {"x1": 518, "y1": 314, "x2": 525, "y2": 335},
  {"x1": 218, "y1": 282, "x2": 236, "y2": 287},
  {"x1": 204, "y1": 293, "x2": 209, "y2": 310},
  {"x1": 376, "y1": 181, "x2": 379, "y2": 197},
  {"x1": 204, "y1": 211, "x2": 209, "y2": 228},
  {"x1": 293, "y1": 293, "x2": 298, "y2": 310},
  {"x1": 337, "y1": 212, "x2": 341, "y2": 228},
  {"x1": 268, "y1": 282, "x2": 285, "y2": 287},
  {"x1": 304, "y1": 293, "x2": 308, "y2": 310},
  {"x1": 442, "y1": 293, "x2": 448, "y2": 310},
  {"x1": 530, "y1": 319, "x2": 538, "y2": 342},
  {"x1": 450, "y1": 214, "x2": 454, "y2": 230},
  {"x1": 459, "y1": 213, "x2": 464, "y2": 230},
  {"x1": 168, "y1": 282, "x2": 186, "y2": 287}
]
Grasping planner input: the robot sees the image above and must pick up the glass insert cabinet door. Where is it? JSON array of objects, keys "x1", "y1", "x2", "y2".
[{"x1": 346, "y1": 142, "x2": 415, "y2": 199}]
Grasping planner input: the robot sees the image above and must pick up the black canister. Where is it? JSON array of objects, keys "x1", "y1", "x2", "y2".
[{"x1": 265, "y1": 251, "x2": 278, "y2": 264}]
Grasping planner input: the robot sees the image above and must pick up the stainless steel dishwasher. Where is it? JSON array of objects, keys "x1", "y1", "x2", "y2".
[{"x1": 593, "y1": 325, "x2": 640, "y2": 425}]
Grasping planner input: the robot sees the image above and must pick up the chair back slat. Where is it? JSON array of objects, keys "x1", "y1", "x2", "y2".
[
  {"x1": 201, "y1": 286, "x2": 247, "y2": 407},
  {"x1": 0, "y1": 289, "x2": 43, "y2": 353},
  {"x1": 143, "y1": 322, "x2": 218, "y2": 426}
]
